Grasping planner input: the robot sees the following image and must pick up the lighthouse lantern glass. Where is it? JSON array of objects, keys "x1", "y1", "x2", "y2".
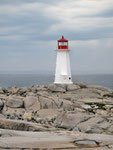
[{"x1": 59, "y1": 42, "x2": 67, "y2": 46}]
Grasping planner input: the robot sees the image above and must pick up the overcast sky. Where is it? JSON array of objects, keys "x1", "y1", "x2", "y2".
[{"x1": 0, "y1": 0, "x2": 113, "y2": 74}]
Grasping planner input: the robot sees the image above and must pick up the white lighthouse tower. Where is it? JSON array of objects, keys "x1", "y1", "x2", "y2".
[{"x1": 54, "y1": 36, "x2": 73, "y2": 84}]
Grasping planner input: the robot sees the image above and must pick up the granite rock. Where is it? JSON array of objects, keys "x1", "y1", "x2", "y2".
[
  {"x1": 0, "y1": 99, "x2": 4, "y2": 111},
  {"x1": 48, "y1": 84, "x2": 66, "y2": 92},
  {"x1": 6, "y1": 97, "x2": 23, "y2": 108},
  {"x1": 66, "y1": 84, "x2": 80, "y2": 91},
  {"x1": 54, "y1": 112, "x2": 91, "y2": 129},
  {"x1": 24, "y1": 96, "x2": 40, "y2": 112}
]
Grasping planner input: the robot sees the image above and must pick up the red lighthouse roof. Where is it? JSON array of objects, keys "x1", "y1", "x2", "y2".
[{"x1": 58, "y1": 36, "x2": 68, "y2": 42}]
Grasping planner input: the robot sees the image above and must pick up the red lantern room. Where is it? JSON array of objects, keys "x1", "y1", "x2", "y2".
[{"x1": 58, "y1": 36, "x2": 68, "y2": 49}]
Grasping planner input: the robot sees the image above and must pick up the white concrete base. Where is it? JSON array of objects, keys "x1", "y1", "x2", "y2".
[{"x1": 54, "y1": 82, "x2": 73, "y2": 84}]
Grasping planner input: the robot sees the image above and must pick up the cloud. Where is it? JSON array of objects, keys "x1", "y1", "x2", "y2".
[
  {"x1": 0, "y1": 0, "x2": 113, "y2": 73},
  {"x1": 0, "y1": 0, "x2": 113, "y2": 41}
]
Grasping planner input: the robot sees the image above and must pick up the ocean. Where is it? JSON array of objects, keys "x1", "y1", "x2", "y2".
[{"x1": 0, "y1": 74, "x2": 113, "y2": 89}]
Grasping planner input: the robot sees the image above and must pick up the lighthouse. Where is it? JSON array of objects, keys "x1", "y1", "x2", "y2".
[{"x1": 54, "y1": 36, "x2": 73, "y2": 84}]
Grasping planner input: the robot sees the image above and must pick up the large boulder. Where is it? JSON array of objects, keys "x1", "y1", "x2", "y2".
[
  {"x1": 76, "y1": 116, "x2": 110, "y2": 134},
  {"x1": 66, "y1": 84, "x2": 80, "y2": 91},
  {"x1": 38, "y1": 96, "x2": 58, "y2": 109},
  {"x1": 48, "y1": 84, "x2": 66, "y2": 92},
  {"x1": 37, "y1": 109, "x2": 60, "y2": 120},
  {"x1": 6, "y1": 97, "x2": 23, "y2": 108},
  {"x1": 2, "y1": 106, "x2": 25, "y2": 119},
  {"x1": 54, "y1": 112, "x2": 91, "y2": 129},
  {"x1": 24, "y1": 96, "x2": 40, "y2": 112},
  {"x1": 57, "y1": 98, "x2": 75, "y2": 110}
]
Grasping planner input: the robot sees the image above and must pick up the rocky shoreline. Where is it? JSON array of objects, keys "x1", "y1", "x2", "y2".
[{"x1": 0, "y1": 83, "x2": 113, "y2": 149}]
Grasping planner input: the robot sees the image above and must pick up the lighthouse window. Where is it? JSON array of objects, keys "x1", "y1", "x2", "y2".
[{"x1": 59, "y1": 42, "x2": 67, "y2": 46}]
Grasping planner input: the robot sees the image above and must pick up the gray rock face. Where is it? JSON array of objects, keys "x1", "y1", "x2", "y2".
[
  {"x1": 6, "y1": 98, "x2": 23, "y2": 108},
  {"x1": 0, "y1": 84, "x2": 113, "y2": 149},
  {"x1": 2, "y1": 104, "x2": 25, "y2": 119},
  {"x1": 24, "y1": 96, "x2": 40, "y2": 112},
  {"x1": 0, "y1": 114, "x2": 5, "y2": 119},
  {"x1": 77, "y1": 117, "x2": 109, "y2": 133},
  {"x1": 75, "y1": 140, "x2": 97, "y2": 147},
  {"x1": 0, "y1": 99, "x2": 4, "y2": 111},
  {"x1": 70, "y1": 88, "x2": 102, "y2": 100},
  {"x1": 66, "y1": 84, "x2": 80, "y2": 91},
  {"x1": 54, "y1": 112, "x2": 91, "y2": 129},
  {"x1": 86, "y1": 85, "x2": 112, "y2": 92},
  {"x1": 48, "y1": 84, "x2": 80, "y2": 92},
  {"x1": 0, "y1": 129, "x2": 113, "y2": 149},
  {"x1": 37, "y1": 109, "x2": 60, "y2": 121},
  {"x1": 0, "y1": 118, "x2": 47, "y2": 131},
  {"x1": 39, "y1": 96, "x2": 58, "y2": 109},
  {"x1": 48, "y1": 84, "x2": 66, "y2": 92}
]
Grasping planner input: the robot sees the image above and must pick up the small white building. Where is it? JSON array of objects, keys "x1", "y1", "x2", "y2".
[{"x1": 54, "y1": 36, "x2": 73, "y2": 84}]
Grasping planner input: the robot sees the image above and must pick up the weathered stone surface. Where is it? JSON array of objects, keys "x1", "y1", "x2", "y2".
[
  {"x1": 37, "y1": 109, "x2": 60, "y2": 120},
  {"x1": 23, "y1": 112, "x2": 34, "y2": 121},
  {"x1": 0, "y1": 114, "x2": 5, "y2": 119},
  {"x1": 79, "y1": 98, "x2": 103, "y2": 103},
  {"x1": 0, "y1": 84, "x2": 113, "y2": 149},
  {"x1": 24, "y1": 96, "x2": 40, "y2": 112},
  {"x1": 52, "y1": 96, "x2": 75, "y2": 110},
  {"x1": 6, "y1": 97, "x2": 23, "y2": 108},
  {"x1": 77, "y1": 116, "x2": 110, "y2": 133},
  {"x1": 66, "y1": 84, "x2": 80, "y2": 91},
  {"x1": 7, "y1": 87, "x2": 20, "y2": 95},
  {"x1": 0, "y1": 99, "x2": 4, "y2": 111},
  {"x1": 107, "y1": 125, "x2": 113, "y2": 134},
  {"x1": 31, "y1": 85, "x2": 47, "y2": 92},
  {"x1": 59, "y1": 93, "x2": 73, "y2": 100},
  {"x1": 17, "y1": 87, "x2": 28, "y2": 96},
  {"x1": 0, "y1": 129, "x2": 113, "y2": 149},
  {"x1": 86, "y1": 85, "x2": 112, "y2": 92},
  {"x1": 39, "y1": 96, "x2": 58, "y2": 109},
  {"x1": 81, "y1": 104, "x2": 92, "y2": 110},
  {"x1": 2, "y1": 105, "x2": 25, "y2": 119},
  {"x1": 75, "y1": 140, "x2": 97, "y2": 147},
  {"x1": 37, "y1": 90, "x2": 50, "y2": 97},
  {"x1": 70, "y1": 88, "x2": 102, "y2": 100},
  {"x1": 48, "y1": 84, "x2": 66, "y2": 92},
  {"x1": 0, "y1": 118, "x2": 47, "y2": 131},
  {"x1": 54, "y1": 112, "x2": 91, "y2": 129}
]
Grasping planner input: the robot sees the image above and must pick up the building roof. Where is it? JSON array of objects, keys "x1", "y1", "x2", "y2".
[{"x1": 58, "y1": 36, "x2": 68, "y2": 42}]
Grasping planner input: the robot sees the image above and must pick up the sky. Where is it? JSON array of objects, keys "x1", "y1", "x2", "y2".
[{"x1": 0, "y1": 0, "x2": 113, "y2": 74}]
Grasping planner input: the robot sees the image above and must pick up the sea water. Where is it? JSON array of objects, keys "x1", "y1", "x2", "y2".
[{"x1": 0, "y1": 74, "x2": 113, "y2": 89}]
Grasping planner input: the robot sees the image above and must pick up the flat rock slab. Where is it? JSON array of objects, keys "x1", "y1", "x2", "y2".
[
  {"x1": 0, "y1": 129, "x2": 113, "y2": 149},
  {"x1": 0, "y1": 118, "x2": 47, "y2": 131}
]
